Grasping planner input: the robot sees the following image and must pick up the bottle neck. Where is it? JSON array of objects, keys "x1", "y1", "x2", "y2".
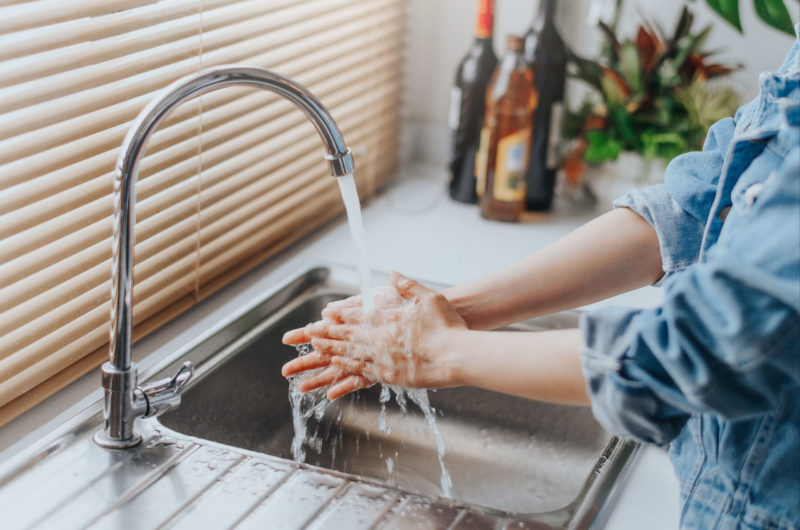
[
  {"x1": 532, "y1": 0, "x2": 555, "y2": 32},
  {"x1": 474, "y1": 0, "x2": 494, "y2": 39}
]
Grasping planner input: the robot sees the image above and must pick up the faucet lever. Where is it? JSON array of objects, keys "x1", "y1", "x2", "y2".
[{"x1": 138, "y1": 362, "x2": 195, "y2": 418}]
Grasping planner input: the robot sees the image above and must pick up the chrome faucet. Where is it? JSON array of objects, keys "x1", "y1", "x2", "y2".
[{"x1": 94, "y1": 65, "x2": 355, "y2": 449}]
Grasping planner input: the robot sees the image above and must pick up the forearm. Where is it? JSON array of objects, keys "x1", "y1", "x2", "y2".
[
  {"x1": 443, "y1": 327, "x2": 589, "y2": 406},
  {"x1": 442, "y1": 207, "x2": 663, "y2": 330}
]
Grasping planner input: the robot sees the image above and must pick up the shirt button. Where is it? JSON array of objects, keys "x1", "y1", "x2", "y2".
[
  {"x1": 744, "y1": 182, "x2": 765, "y2": 206},
  {"x1": 718, "y1": 205, "x2": 731, "y2": 221}
]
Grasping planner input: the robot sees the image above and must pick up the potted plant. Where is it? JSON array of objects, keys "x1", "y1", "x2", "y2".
[{"x1": 561, "y1": 4, "x2": 742, "y2": 209}]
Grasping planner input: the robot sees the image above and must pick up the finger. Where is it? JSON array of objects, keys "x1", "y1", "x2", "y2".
[
  {"x1": 322, "y1": 303, "x2": 366, "y2": 323},
  {"x1": 310, "y1": 337, "x2": 350, "y2": 357},
  {"x1": 281, "y1": 351, "x2": 330, "y2": 377},
  {"x1": 295, "y1": 365, "x2": 346, "y2": 393},
  {"x1": 321, "y1": 295, "x2": 361, "y2": 321},
  {"x1": 327, "y1": 375, "x2": 374, "y2": 400},
  {"x1": 325, "y1": 295, "x2": 362, "y2": 312},
  {"x1": 330, "y1": 356, "x2": 379, "y2": 380},
  {"x1": 282, "y1": 327, "x2": 311, "y2": 344},
  {"x1": 389, "y1": 271, "x2": 431, "y2": 302},
  {"x1": 302, "y1": 322, "x2": 353, "y2": 341},
  {"x1": 324, "y1": 324, "x2": 353, "y2": 340}
]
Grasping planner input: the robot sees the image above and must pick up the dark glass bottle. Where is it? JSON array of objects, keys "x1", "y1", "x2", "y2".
[
  {"x1": 523, "y1": 0, "x2": 567, "y2": 211},
  {"x1": 476, "y1": 36, "x2": 537, "y2": 222},
  {"x1": 447, "y1": 0, "x2": 498, "y2": 204}
]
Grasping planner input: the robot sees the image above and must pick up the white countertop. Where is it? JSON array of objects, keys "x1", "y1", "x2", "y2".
[{"x1": 0, "y1": 164, "x2": 680, "y2": 529}]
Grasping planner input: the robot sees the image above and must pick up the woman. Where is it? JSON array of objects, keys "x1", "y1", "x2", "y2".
[{"x1": 283, "y1": 29, "x2": 800, "y2": 529}]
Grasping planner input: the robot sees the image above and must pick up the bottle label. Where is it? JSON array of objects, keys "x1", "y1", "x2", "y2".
[
  {"x1": 475, "y1": 126, "x2": 491, "y2": 197},
  {"x1": 448, "y1": 86, "x2": 462, "y2": 131},
  {"x1": 546, "y1": 102, "x2": 563, "y2": 170},
  {"x1": 475, "y1": 0, "x2": 494, "y2": 39},
  {"x1": 493, "y1": 128, "x2": 530, "y2": 202}
]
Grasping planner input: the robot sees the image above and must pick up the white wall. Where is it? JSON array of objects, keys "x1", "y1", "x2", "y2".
[{"x1": 402, "y1": 0, "x2": 796, "y2": 167}]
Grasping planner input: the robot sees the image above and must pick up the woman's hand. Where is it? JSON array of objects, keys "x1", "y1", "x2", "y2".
[{"x1": 281, "y1": 271, "x2": 467, "y2": 400}]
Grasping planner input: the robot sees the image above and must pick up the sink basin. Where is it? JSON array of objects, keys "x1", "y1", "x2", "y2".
[{"x1": 156, "y1": 266, "x2": 636, "y2": 527}]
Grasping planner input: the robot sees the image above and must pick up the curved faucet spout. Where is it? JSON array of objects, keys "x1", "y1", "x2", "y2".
[{"x1": 96, "y1": 65, "x2": 355, "y2": 449}]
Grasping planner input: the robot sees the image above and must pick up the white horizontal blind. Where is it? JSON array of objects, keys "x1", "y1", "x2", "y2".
[{"x1": 0, "y1": 0, "x2": 404, "y2": 426}]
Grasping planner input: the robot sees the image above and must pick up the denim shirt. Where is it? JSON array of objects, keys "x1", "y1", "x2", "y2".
[{"x1": 580, "y1": 26, "x2": 800, "y2": 530}]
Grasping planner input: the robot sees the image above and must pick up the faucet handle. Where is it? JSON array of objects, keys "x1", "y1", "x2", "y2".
[
  {"x1": 138, "y1": 361, "x2": 195, "y2": 418},
  {"x1": 167, "y1": 361, "x2": 195, "y2": 391}
]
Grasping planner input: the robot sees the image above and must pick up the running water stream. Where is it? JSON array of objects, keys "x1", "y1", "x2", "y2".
[
  {"x1": 287, "y1": 172, "x2": 452, "y2": 498},
  {"x1": 335, "y1": 174, "x2": 374, "y2": 311}
]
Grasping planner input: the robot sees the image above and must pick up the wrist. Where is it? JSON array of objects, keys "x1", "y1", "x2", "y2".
[
  {"x1": 423, "y1": 326, "x2": 470, "y2": 388},
  {"x1": 441, "y1": 287, "x2": 481, "y2": 330},
  {"x1": 435, "y1": 327, "x2": 473, "y2": 387}
]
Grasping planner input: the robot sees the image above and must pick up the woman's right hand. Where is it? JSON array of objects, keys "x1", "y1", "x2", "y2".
[{"x1": 281, "y1": 271, "x2": 468, "y2": 399}]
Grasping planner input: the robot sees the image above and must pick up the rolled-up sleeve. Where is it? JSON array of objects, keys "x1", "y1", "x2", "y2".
[
  {"x1": 581, "y1": 146, "x2": 800, "y2": 446},
  {"x1": 613, "y1": 117, "x2": 737, "y2": 281}
]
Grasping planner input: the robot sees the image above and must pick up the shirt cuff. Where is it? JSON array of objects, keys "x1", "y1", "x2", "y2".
[{"x1": 580, "y1": 307, "x2": 690, "y2": 447}]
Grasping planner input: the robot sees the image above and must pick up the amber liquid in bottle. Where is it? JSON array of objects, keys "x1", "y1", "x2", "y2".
[{"x1": 475, "y1": 36, "x2": 537, "y2": 222}]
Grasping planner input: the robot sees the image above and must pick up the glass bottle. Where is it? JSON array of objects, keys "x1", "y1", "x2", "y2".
[
  {"x1": 476, "y1": 35, "x2": 537, "y2": 222},
  {"x1": 523, "y1": 0, "x2": 568, "y2": 211},
  {"x1": 446, "y1": 0, "x2": 498, "y2": 204}
]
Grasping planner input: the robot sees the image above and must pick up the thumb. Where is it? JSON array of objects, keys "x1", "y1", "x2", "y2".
[{"x1": 390, "y1": 271, "x2": 429, "y2": 301}]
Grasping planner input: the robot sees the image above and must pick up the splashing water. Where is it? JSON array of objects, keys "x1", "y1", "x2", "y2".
[
  {"x1": 336, "y1": 173, "x2": 374, "y2": 311},
  {"x1": 407, "y1": 389, "x2": 453, "y2": 497},
  {"x1": 288, "y1": 346, "x2": 452, "y2": 497},
  {"x1": 288, "y1": 343, "x2": 330, "y2": 462},
  {"x1": 378, "y1": 385, "x2": 391, "y2": 435}
]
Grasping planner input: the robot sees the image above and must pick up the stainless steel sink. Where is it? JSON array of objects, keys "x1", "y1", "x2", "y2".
[{"x1": 155, "y1": 266, "x2": 637, "y2": 528}]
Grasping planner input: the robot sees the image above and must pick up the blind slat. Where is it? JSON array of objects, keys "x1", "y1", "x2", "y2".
[
  {"x1": 0, "y1": 0, "x2": 232, "y2": 62},
  {"x1": 0, "y1": 0, "x2": 156, "y2": 34}
]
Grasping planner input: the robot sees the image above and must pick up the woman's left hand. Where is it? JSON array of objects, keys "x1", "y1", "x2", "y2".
[{"x1": 281, "y1": 271, "x2": 467, "y2": 400}]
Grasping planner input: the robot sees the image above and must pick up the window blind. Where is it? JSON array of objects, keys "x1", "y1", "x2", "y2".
[{"x1": 0, "y1": 0, "x2": 404, "y2": 426}]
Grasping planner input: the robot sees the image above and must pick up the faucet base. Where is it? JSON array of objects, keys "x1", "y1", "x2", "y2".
[{"x1": 93, "y1": 430, "x2": 142, "y2": 450}]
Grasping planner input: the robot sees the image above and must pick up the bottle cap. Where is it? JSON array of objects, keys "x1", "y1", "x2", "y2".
[{"x1": 506, "y1": 35, "x2": 524, "y2": 52}]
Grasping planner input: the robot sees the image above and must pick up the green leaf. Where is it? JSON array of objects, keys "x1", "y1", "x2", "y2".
[
  {"x1": 689, "y1": 24, "x2": 713, "y2": 55},
  {"x1": 598, "y1": 21, "x2": 621, "y2": 63},
  {"x1": 584, "y1": 130, "x2": 623, "y2": 163},
  {"x1": 608, "y1": 105, "x2": 636, "y2": 146},
  {"x1": 672, "y1": 6, "x2": 695, "y2": 44},
  {"x1": 619, "y1": 42, "x2": 643, "y2": 95},
  {"x1": 641, "y1": 131, "x2": 688, "y2": 161},
  {"x1": 705, "y1": 0, "x2": 743, "y2": 32},
  {"x1": 753, "y1": 0, "x2": 795, "y2": 35},
  {"x1": 567, "y1": 50, "x2": 604, "y2": 91},
  {"x1": 562, "y1": 101, "x2": 594, "y2": 139},
  {"x1": 600, "y1": 70, "x2": 630, "y2": 106}
]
